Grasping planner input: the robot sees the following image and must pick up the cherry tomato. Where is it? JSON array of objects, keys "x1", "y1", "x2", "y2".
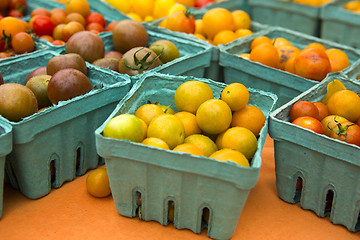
[
  {"x1": 11, "y1": 32, "x2": 34, "y2": 54},
  {"x1": 0, "y1": 16, "x2": 26, "y2": 39},
  {"x1": 329, "y1": 121, "x2": 360, "y2": 146},
  {"x1": 52, "y1": 39, "x2": 65, "y2": 46},
  {"x1": 85, "y1": 22, "x2": 104, "y2": 32},
  {"x1": 194, "y1": 0, "x2": 214, "y2": 8},
  {"x1": 289, "y1": 100, "x2": 319, "y2": 122},
  {"x1": 0, "y1": 52, "x2": 11, "y2": 58},
  {"x1": 166, "y1": 10, "x2": 196, "y2": 34},
  {"x1": 7, "y1": 9, "x2": 24, "y2": 18},
  {"x1": 32, "y1": 15, "x2": 54, "y2": 36},
  {"x1": 105, "y1": 21, "x2": 120, "y2": 32},
  {"x1": 61, "y1": 21, "x2": 84, "y2": 42},
  {"x1": 0, "y1": 0, "x2": 10, "y2": 11},
  {"x1": 292, "y1": 116, "x2": 324, "y2": 134},
  {"x1": 31, "y1": 8, "x2": 51, "y2": 18},
  {"x1": 85, "y1": 12, "x2": 106, "y2": 27}
]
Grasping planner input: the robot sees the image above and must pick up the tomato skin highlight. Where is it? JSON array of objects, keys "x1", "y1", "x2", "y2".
[
  {"x1": 329, "y1": 121, "x2": 360, "y2": 147},
  {"x1": 292, "y1": 116, "x2": 324, "y2": 134}
]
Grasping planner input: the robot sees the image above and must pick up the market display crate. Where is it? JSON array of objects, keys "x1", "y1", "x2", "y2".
[
  {"x1": 248, "y1": 0, "x2": 332, "y2": 37},
  {"x1": 191, "y1": 0, "x2": 249, "y2": 14},
  {"x1": 268, "y1": 73, "x2": 360, "y2": 232},
  {"x1": 144, "y1": 21, "x2": 269, "y2": 82},
  {"x1": 219, "y1": 26, "x2": 360, "y2": 108},
  {"x1": 0, "y1": 120, "x2": 12, "y2": 218},
  {"x1": 99, "y1": 29, "x2": 213, "y2": 82},
  {"x1": 0, "y1": 50, "x2": 131, "y2": 200},
  {"x1": 95, "y1": 73, "x2": 278, "y2": 240},
  {"x1": 320, "y1": 0, "x2": 360, "y2": 49}
]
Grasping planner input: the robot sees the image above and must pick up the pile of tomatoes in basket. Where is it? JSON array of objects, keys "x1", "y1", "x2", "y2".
[{"x1": 0, "y1": 0, "x2": 27, "y2": 19}]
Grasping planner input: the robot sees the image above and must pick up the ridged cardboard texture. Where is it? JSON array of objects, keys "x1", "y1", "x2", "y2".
[
  {"x1": 269, "y1": 72, "x2": 360, "y2": 232},
  {"x1": 249, "y1": 0, "x2": 326, "y2": 36},
  {"x1": 95, "y1": 72, "x2": 278, "y2": 240},
  {"x1": 219, "y1": 26, "x2": 360, "y2": 108},
  {"x1": 0, "y1": 50, "x2": 131, "y2": 199},
  {"x1": 320, "y1": 0, "x2": 360, "y2": 49},
  {"x1": 0, "y1": 120, "x2": 13, "y2": 218}
]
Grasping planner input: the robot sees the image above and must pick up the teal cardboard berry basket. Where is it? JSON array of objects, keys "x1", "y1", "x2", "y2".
[
  {"x1": 320, "y1": 0, "x2": 360, "y2": 49},
  {"x1": 248, "y1": 0, "x2": 333, "y2": 37},
  {"x1": 0, "y1": 50, "x2": 131, "y2": 199},
  {"x1": 269, "y1": 72, "x2": 360, "y2": 232},
  {"x1": 95, "y1": 72, "x2": 277, "y2": 240},
  {"x1": 219, "y1": 26, "x2": 360, "y2": 108},
  {"x1": 0, "y1": 120, "x2": 12, "y2": 218}
]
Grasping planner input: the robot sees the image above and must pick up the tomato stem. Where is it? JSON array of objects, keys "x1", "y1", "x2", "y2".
[
  {"x1": 1, "y1": 30, "x2": 12, "y2": 51},
  {"x1": 124, "y1": 47, "x2": 162, "y2": 73}
]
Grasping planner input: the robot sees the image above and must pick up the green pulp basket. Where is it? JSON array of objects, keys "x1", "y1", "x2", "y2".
[
  {"x1": 269, "y1": 72, "x2": 360, "y2": 232},
  {"x1": 0, "y1": 120, "x2": 13, "y2": 218},
  {"x1": 0, "y1": 50, "x2": 131, "y2": 199},
  {"x1": 95, "y1": 72, "x2": 277, "y2": 240},
  {"x1": 320, "y1": 0, "x2": 360, "y2": 49}
]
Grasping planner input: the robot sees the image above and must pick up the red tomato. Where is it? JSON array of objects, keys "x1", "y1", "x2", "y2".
[
  {"x1": 85, "y1": 22, "x2": 104, "y2": 33},
  {"x1": 289, "y1": 100, "x2": 319, "y2": 122},
  {"x1": 292, "y1": 116, "x2": 324, "y2": 134},
  {"x1": 357, "y1": 117, "x2": 360, "y2": 127},
  {"x1": 85, "y1": 12, "x2": 106, "y2": 27},
  {"x1": 7, "y1": 9, "x2": 24, "y2": 18},
  {"x1": 329, "y1": 121, "x2": 360, "y2": 146},
  {"x1": 313, "y1": 102, "x2": 329, "y2": 121},
  {"x1": 194, "y1": 0, "x2": 214, "y2": 8},
  {"x1": 166, "y1": 11, "x2": 196, "y2": 34},
  {"x1": 105, "y1": 21, "x2": 120, "y2": 32},
  {"x1": 32, "y1": 15, "x2": 54, "y2": 36}
]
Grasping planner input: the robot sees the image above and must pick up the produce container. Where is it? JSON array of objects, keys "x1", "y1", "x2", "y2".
[
  {"x1": 219, "y1": 26, "x2": 360, "y2": 108},
  {"x1": 95, "y1": 72, "x2": 278, "y2": 240},
  {"x1": 100, "y1": 29, "x2": 213, "y2": 82},
  {"x1": 269, "y1": 72, "x2": 360, "y2": 232},
  {"x1": 0, "y1": 50, "x2": 131, "y2": 199},
  {"x1": 0, "y1": 120, "x2": 13, "y2": 218},
  {"x1": 144, "y1": 21, "x2": 268, "y2": 82},
  {"x1": 248, "y1": 0, "x2": 332, "y2": 37},
  {"x1": 320, "y1": 0, "x2": 360, "y2": 49},
  {"x1": 191, "y1": 0, "x2": 249, "y2": 14}
]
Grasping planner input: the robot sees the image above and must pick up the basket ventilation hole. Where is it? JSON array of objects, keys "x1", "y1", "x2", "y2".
[
  {"x1": 355, "y1": 211, "x2": 360, "y2": 231},
  {"x1": 168, "y1": 201, "x2": 175, "y2": 224},
  {"x1": 135, "y1": 191, "x2": 142, "y2": 218},
  {"x1": 293, "y1": 177, "x2": 303, "y2": 202},
  {"x1": 324, "y1": 190, "x2": 334, "y2": 217},
  {"x1": 201, "y1": 207, "x2": 210, "y2": 230},
  {"x1": 50, "y1": 160, "x2": 56, "y2": 185},
  {"x1": 75, "y1": 146, "x2": 82, "y2": 174}
]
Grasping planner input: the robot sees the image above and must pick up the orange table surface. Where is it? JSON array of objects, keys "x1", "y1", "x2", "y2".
[{"x1": 0, "y1": 135, "x2": 359, "y2": 240}]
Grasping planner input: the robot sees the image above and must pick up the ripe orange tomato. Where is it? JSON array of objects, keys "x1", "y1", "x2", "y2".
[
  {"x1": 166, "y1": 11, "x2": 196, "y2": 34},
  {"x1": 329, "y1": 121, "x2": 360, "y2": 146},
  {"x1": 292, "y1": 116, "x2": 324, "y2": 134},
  {"x1": 289, "y1": 101, "x2": 319, "y2": 122}
]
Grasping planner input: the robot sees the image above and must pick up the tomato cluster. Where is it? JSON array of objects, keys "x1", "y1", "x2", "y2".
[
  {"x1": 289, "y1": 85, "x2": 360, "y2": 147},
  {"x1": 0, "y1": 0, "x2": 27, "y2": 19},
  {"x1": 28, "y1": 6, "x2": 114, "y2": 47},
  {"x1": 0, "y1": 16, "x2": 34, "y2": 58}
]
